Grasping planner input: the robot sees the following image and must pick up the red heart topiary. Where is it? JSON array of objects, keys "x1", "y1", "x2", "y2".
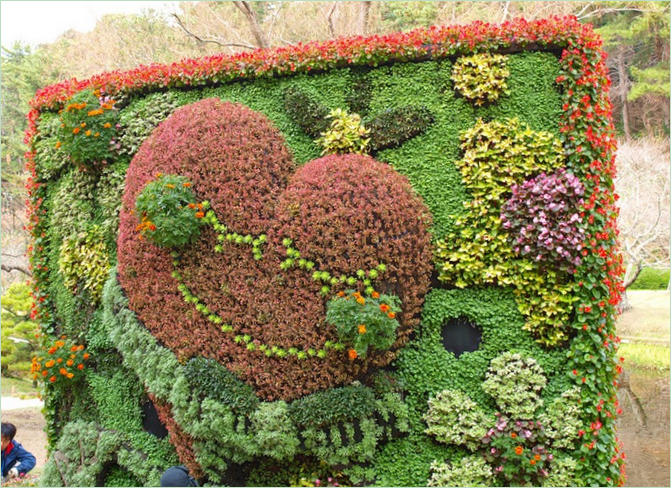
[{"x1": 117, "y1": 98, "x2": 433, "y2": 401}]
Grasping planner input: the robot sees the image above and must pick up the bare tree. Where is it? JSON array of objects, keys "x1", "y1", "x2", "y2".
[{"x1": 615, "y1": 138, "x2": 670, "y2": 298}]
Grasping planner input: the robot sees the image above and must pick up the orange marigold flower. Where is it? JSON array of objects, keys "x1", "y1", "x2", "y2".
[
  {"x1": 348, "y1": 349, "x2": 358, "y2": 359},
  {"x1": 356, "y1": 297, "x2": 365, "y2": 305},
  {"x1": 71, "y1": 346, "x2": 78, "y2": 352},
  {"x1": 85, "y1": 130, "x2": 92, "y2": 136},
  {"x1": 42, "y1": 370, "x2": 48, "y2": 377},
  {"x1": 166, "y1": 184, "x2": 175, "y2": 189},
  {"x1": 515, "y1": 446, "x2": 524, "y2": 455},
  {"x1": 372, "y1": 291, "x2": 380, "y2": 298},
  {"x1": 149, "y1": 224, "x2": 156, "y2": 231},
  {"x1": 61, "y1": 335, "x2": 67, "y2": 339},
  {"x1": 511, "y1": 433, "x2": 517, "y2": 438},
  {"x1": 56, "y1": 340, "x2": 65, "y2": 347},
  {"x1": 78, "y1": 344, "x2": 84, "y2": 351},
  {"x1": 337, "y1": 291, "x2": 346, "y2": 297},
  {"x1": 534, "y1": 454, "x2": 541, "y2": 461},
  {"x1": 57, "y1": 358, "x2": 63, "y2": 364},
  {"x1": 388, "y1": 312, "x2": 396, "y2": 319},
  {"x1": 73, "y1": 127, "x2": 81, "y2": 134},
  {"x1": 70, "y1": 354, "x2": 76, "y2": 359},
  {"x1": 94, "y1": 132, "x2": 100, "y2": 137},
  {"x1": 66, "y1": 359, "x2": 74, "y2": 366},
  {"x1": 48, "y1": 347, "x2": 56, "y2": 354},
  {"x1": 183, "y1": 182, "x2": 192, "y2": 187},
  {"x1": 80, "y1": 122, "x2": 86, "y2": 128},
  {"x1": 49, "y1": 376, "x2": 56, "y2": 383},
  {"x1": 67, "y1": 373, "x2": 74, "y2": 379},
  {"x1": 45, "y1": 360, "x2": 55, "y2": 368},
  {"x1": 55, "y1": 141, "x2": 61, "y2": 149},
  {"x1": 59, "y1": 368, "x2": 68, "y2": 375},
  {"x1": 156, "y1": 173, "x2": 163, "y2": 178},
  {"x1": 197, "y1": 203, "x2": 203, "y2": 210},
  {"x1": 358, "y1": 325, "x2": 367, "y2": 334},
  {"x1": 103, "y1": 122, "x2": 112, "y2": 129},
  {"x1": 188, "y1": 203, "x2": 196, "y2": 209},
  {"x1": 83, "y1": 353, "x2": 90, "y2": 360},
  {"x1": 195, "y1": 211, "x2": 205, "y2": 219},
  {"x1": 380, "y1": 304, "x2": 390, "y2": 313},
  {"x1": 530, "y1": 460, "x2": 536, "y2": 465},
  {"x1": 77, "y1": 364, "x2": 84, "y2": 370}
]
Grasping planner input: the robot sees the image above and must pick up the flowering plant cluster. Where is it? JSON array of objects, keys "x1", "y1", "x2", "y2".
[
  {"x1": 30, "y1": 335, "x2": 89, "y2": 386},
  {"x1": 325, "y1": 290, "x2": 401, "y2": 359},
  {"x1": 134, "y1": 174, "x2": 205, "y2": 248},
  {"x1": 502, "y1": 169, "x2": 586, "y2": 272},
  {"x1": 451, "y1": 53, "x2": 510, "y2": 106},
  {"x1": 316, "y1": 108, "x2": 370, "y2": 155},
  {"x1": 425, "y1": 353, "x2": 583, "y2": 486},
  {"x1": 56, "y1": 89, "x2": 118, "y2": 170}
]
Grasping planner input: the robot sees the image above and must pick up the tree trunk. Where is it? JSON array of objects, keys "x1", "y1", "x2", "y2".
[
  {"x1": 358, "y1": 1, "x2": 372, "y2": 35},
  {"x1": 234, "y1": 1, "x2": 269, "y2": 49},
  {"x1": 617, "y1": 49, "x2": 632, "y2": 141}
]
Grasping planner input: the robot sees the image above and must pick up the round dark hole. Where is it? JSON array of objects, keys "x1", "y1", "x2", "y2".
[
  {"x1": 141, "y1": 400, "x2": 169, "y2": 439},
  {"x1": 441, "y1": 317, "x2": 482, "y2": 358}
]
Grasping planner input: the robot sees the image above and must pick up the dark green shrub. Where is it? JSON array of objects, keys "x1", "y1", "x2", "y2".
[
  {"x1": 629, "y1": 267, "x2": 670, "y2": 290},
  {"x1": 283, "y1": 87, "x2": 331, "y2": 137}
]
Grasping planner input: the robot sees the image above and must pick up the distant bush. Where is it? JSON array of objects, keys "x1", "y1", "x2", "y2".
[{"x1": 629, "y1": 267, "x2": 670, "y2": 290}]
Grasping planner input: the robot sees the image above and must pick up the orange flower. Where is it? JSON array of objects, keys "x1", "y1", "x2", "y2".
[
  {"x1": 66, "y1": 359, "x2": 74, "y2": 367},
  {"x1": 42, "y1": 370, "x2": 48, "y2": 377},
  {"x1": 380, "y1": 304, "x2": 390, "y2": 313},
  {"x1": 195, "y1": 211, "x2": 205, "y2": 219},
  {"x1": 388, "y1": 312, "x2": 396, "y2": 319},
  {"x1": 55, "y1": 141, "x2": 61, "y2": 149},
  {"x1": 80, "y1": 122, "x2": 86, "y2": 128},
  {"x1": 183, "y1": 182, "x2": 192, "y2": 187},
  {"x1": 73, "y1": 127, "x2": 80, "y2": 134},
  {"x1": 49, "y1": 376, "x2": 56, "y2": 383},
  {"x1": 45, "y1": 360, "x2": 55, "y2": 368},
  {"x1": 530, "y1": 460, "x2": 536, "y2": 465},
  {"x1": 56, "y1": 340, "x2": 65, "y2": 347},
  {"x1": 348, "y1": 349, "x2": 357, "y2": 359},
  {"x1": 67, "y1": 373, "x2": 74, "y2": 379},
  {"x1": 371, "y1": 291, "x2": 380, "y2": 298},
  {"x1": 70, "y1": 354, "x2": 76, "y2": 359},
  {"x1": 85, "y1": 130, "x2": 92, "y2": 136},
  {"x1": 48, "y1": 347, "x2": 56, "y2": 354},
  {"x1": 149, "y1": 224, "x2": 156, "y2": 231},
  {"x1": 511, "y1": 433, "x2": 517, "y2": 438},
  {"x1": 166, "y1": 184, "x2": 175, "y2": 189},
  {"x1": 156, "y1": 173, "x2": 163, "y2": 178},
  {"x1": 59, "y1": 368, "x2": 68, "y2": 375},
  {"x1": 71, "y1": 346, "x2": 78, "y2": 352},
  {"x1": 61, "y1": 335, "x2": 67, "y2": 339},
  {"x1": 57, "y1": 358, "x2": 63, "y2": 364},
  {"x1": 188, "y1": 203, "x2": 196, "y2": 209},
  {"x1": 94, "y1": 132, "x2": 100, "y2": 137},
  {"x1": 358, "y1": 324, "x2": 367, "y2": 334},
  {"x1": 337, "y1": 291, "x2": 346, "y2": 297},
  {"x1": 534, "y1": 454, "x2": 541, "y2": 461},
  {"x1": 77, "y1": 364, "x2": 84, "y2": 370},
  {"x1": 78, "y1": 344, "x2": 84, "y2": 351},
  {"x1": 103, "y1": 122, "x2": 112, "y2": 129},
  {"x1": 515, "y1": 446, "x2": 524, "y2": 455},
  {"x1": 197, "y1": 203, "x2": 203, "y2": 210},
  {"x1": 356, "y1": 297, "x2": 365, "y2": 305}
]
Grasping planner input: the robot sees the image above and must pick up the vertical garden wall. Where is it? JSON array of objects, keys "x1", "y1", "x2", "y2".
[{"x1": 26, "y1": 16, "x2": 626, "y2": 487}]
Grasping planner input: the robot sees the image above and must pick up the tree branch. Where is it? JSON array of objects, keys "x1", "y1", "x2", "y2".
[
  {"x1": 1, "y1": 263, "x2": 31, "y2": 276},
  {"x1": 171, "y1": 13, "x2": 257, "y2": 50},
  {"x1": 578, "y1": 6, "x2": 668, "y2": 21},
  {"x1": 234, "y1": 1, "x2": 270, "y2": 49}
]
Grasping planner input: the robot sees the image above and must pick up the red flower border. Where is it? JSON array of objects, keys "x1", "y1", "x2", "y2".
[{"x1": 24, "y1": 15, "x2": 625, "y2": 486}]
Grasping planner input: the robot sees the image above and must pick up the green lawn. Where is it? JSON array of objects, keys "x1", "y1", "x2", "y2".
[{"x1": 0, "y1": 376, "x2": 41, "y2": 398}]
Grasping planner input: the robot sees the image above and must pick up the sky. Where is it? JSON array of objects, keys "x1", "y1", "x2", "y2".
[{"x1": 1, "y1": 1, "x2": 180, "y2": 49}]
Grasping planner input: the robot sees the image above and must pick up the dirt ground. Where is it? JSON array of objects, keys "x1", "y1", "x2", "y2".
[{"x1": 0, "y1": 407, "x2": 47, "y2": 475}]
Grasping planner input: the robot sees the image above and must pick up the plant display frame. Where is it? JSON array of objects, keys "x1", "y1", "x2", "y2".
[{"x1": 25, "y1": 16, "x2": 625, "y2": 487}]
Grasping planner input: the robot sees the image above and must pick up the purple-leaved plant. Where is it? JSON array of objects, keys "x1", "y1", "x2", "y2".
[{"x1": 501, "y1": 169, "x2": 586, "y2": 273}]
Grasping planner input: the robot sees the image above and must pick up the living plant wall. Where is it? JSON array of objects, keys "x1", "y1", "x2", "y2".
[{"x1": 25, "y1": 16, "x2": 626, "y2": 487}]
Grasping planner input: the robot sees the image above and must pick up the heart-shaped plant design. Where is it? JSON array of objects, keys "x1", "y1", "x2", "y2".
[{"x1": 117, "y1": 98, "x2": 433, "y2": 401}]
